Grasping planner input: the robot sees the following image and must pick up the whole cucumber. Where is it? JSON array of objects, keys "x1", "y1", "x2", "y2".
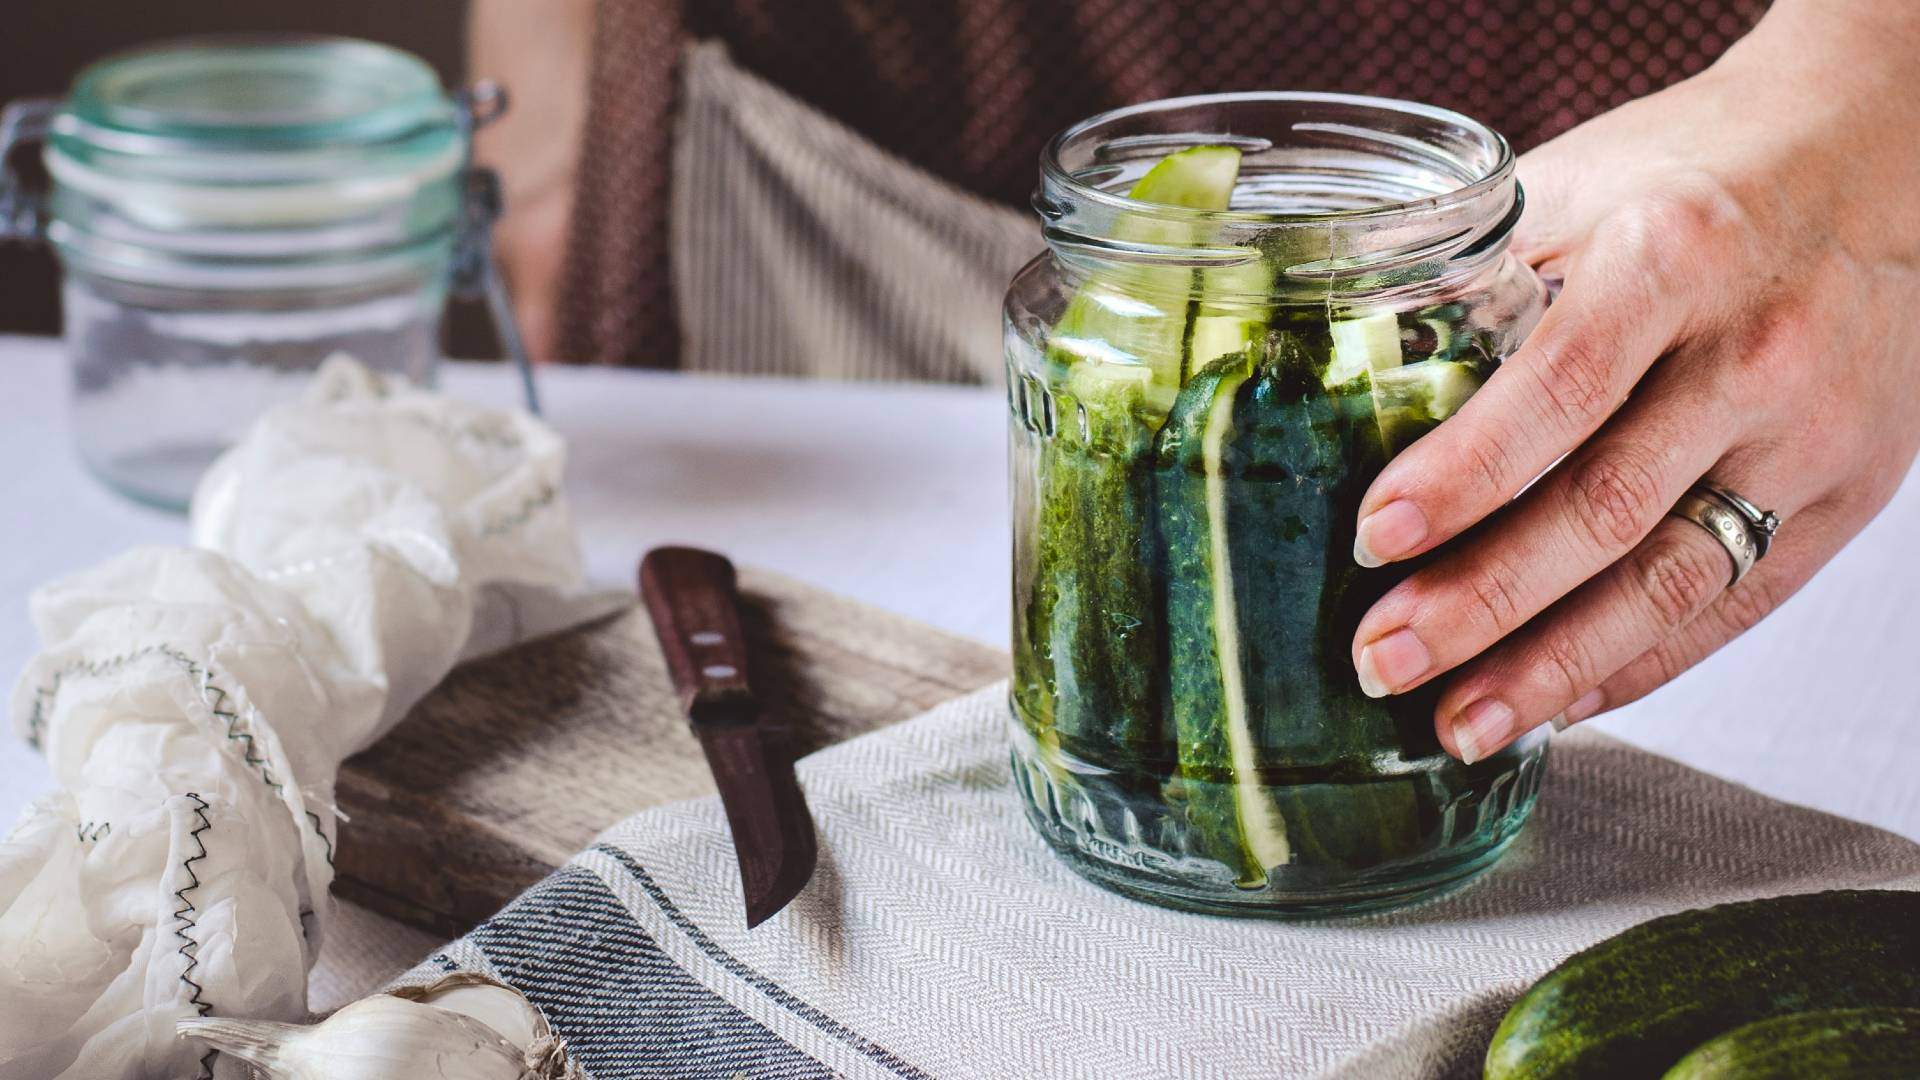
[
  {"x1": 1486, "y1": 890, "x2": 1920, "y2": 1079},
  {"x1": 1662, "y1": 1007, "x2": 1920, "y2": 1080}
]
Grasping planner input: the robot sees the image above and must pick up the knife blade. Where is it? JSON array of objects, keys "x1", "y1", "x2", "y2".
[{"x1": 638, "y1": 546, "x2": 818, "y2": 928}]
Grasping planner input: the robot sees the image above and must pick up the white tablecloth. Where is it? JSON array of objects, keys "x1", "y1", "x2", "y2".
[{"x1": 2, "y1": 334, "x2": 1915, "y2": 1008}]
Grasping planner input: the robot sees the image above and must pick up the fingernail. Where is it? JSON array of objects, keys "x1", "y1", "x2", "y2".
[
  {"x1": 1356, "y1": 628, "x2": 1431, "y2": 698},
  {"x1": 1355, "y1": 500, "x2": 1429, "y2": 568},
  {"x1": 1451, "y1": 698, "x2": 1515, "y2": 764},
  {"x1": 1562, "y1": 688, "x2": 1604, "y2": 725}
]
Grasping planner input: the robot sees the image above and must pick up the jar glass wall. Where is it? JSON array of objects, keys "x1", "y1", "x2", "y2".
[
  {"x1": 64, "y1": 270, "x2": 447, "y2": 507},
  {"x1": 1005, "y1": 92, "x2": 1552, "y2": 916}
]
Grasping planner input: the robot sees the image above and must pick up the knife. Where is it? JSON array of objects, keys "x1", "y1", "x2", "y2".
[{"x1": 638, "y1": 546, "x2": 818, "y2": 927}]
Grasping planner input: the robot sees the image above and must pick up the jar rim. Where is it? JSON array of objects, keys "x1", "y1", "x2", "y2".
[
  {"x1": 37, "y1": 34, "x2": 468, "y2": 246},
  {"x1": 60, "y1": 35, "x2": 454, "y2": 154},
  {"x1": 1040, "y1": 90, "x2": 1514, "y2": 226},
  {"x1": 1036, "y1": 91, "x2": 1522, "y2": 292}
]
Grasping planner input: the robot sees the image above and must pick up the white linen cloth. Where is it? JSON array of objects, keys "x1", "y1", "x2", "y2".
[
  {"x1": 0, "y1": 358, "x2": 610, "y2": 1080},
  {"x1": 403, "y1": 683, "x2": 1920, "y2": 1080}
]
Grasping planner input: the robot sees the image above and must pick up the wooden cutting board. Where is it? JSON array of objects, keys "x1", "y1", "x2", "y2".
[{"x1": 332, "y1": 567, "x2": 1007, "y2": 937}]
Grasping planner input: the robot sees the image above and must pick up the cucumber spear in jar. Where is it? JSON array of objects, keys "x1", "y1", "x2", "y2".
[
  {"x1": 1152, "y1": 330, "x2": 1428, "y2": 883},
  {"x1": 1158, "y1": 318, "x2": 1480, "y2": 885},
  {"x1": 1021, "y1": 146, "x2": 1252, "y2": 779}
]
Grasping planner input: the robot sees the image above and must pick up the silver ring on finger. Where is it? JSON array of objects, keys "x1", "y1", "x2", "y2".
[
  {"x1": 1697, "y1": 481, "x2": 1783, "y2": 560},
  {"x1": 1668, "y1": 484, "x2": 1776, "y2": 586}
]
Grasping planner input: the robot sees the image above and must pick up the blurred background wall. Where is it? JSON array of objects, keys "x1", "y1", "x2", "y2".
[{"x1": 0, "y1": 0, "x2": 477, "y2": 343}]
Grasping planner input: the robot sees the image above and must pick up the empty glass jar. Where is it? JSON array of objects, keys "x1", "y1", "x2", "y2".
[
  {"x1": 1004, "y1": 92, "x2": 1552, "y2": 916},
  {"x1": 0, "y1": 36, "x2": 516, "y2": 508}
]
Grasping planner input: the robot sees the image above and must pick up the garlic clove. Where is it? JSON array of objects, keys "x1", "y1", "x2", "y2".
[
  {"x1": 179, "y1": 994, "x2": 538, "y2": 1080},
  {"x1": 391, "y1": 972, "x2": 550, "y2": 1051},
  {"x1": 177, "y1": 974, "x2": 582, "y2": 1080},
  {"x1": 391, "y1": 972, "x2": 583, "y2": 1078},
  {"x1": 170, "y1": 1017, "x2": 310, "y2": 1075}
]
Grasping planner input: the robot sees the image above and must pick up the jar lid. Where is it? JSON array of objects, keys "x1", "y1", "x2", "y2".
[{"x1": 46, "y1": 36, "x2": 465, "y2": 228}]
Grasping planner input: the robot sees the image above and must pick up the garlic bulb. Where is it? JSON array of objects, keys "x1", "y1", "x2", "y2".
[{"x1": 177, "y1": 974, "x2": 582, "y2": 1080}]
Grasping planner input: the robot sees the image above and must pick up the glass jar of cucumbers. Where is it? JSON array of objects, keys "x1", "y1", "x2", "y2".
[{"x1": 1005, "y1": 93, "x2": 1552, "y2": 916}]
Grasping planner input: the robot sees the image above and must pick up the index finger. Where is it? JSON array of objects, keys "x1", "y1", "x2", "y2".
[{"x1": 1353, "y1": 218, "x2": 1694, "y2": 569}]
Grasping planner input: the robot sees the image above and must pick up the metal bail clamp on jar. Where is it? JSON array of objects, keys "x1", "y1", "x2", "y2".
[
  {"x1": 0, "y1": 36, "x2": 540, "y2": 510},
  {"x1": 1004, "y1": 92, "x2": 1552, "y2": 918}
]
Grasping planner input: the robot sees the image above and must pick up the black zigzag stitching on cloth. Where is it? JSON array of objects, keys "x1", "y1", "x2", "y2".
[
  {"x1": 31, "y1": 646, "x2": 283, "y2": 788},
  {"x1": 201, "y1": 679, "x2": 281, "y2": 793},
  {"x1": 27, "y1": 644, "x2": 175, "y2": 749},
  {"x1": 305, "y1": 810, "x2": 335, "y2": 867},
  {"x1": 30, "y1": 644, "x2": 337, "y2": 859},
  {"x1": 173, "y1": 793, "x2": 216, "y2": 1080}
]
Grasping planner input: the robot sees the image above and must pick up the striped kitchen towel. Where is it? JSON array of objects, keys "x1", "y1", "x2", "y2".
[{"x1": 398, "y1": 683, "x2": 1920, "y2": 1080}]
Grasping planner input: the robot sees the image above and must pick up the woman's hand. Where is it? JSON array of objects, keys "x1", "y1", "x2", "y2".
[{"x1": 1349, "y1": 0, "x2": 1920, "y2": 762}]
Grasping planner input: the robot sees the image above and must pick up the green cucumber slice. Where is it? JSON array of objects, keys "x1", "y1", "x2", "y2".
[
  {"x1": 1191, "y1": 256, "x2": 1275, "y2": 372},
  {"x1": 1050, "y1": 279, "x2": 1189, "y2": 389},
  {"x1": 1370, "y1": 358, "x2": 1484, "y2": 453},
  {"x1": 1063, "y1": 334, "x2": 1180, "y2": 419},
  {"x1": 1126, "y1": 145, "x2": 1242, "y2": 212},
  {"x1": 1323, "y1": 310, "x2": 1402, "y2": 388},
  {"x1": 1051, "y1": 145, "x2": 1246, "y2": 394}
]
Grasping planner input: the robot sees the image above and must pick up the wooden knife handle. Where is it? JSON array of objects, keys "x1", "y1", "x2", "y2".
[{"x1": 638, "y1": 546, "x2": 753, "y2": 711}]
